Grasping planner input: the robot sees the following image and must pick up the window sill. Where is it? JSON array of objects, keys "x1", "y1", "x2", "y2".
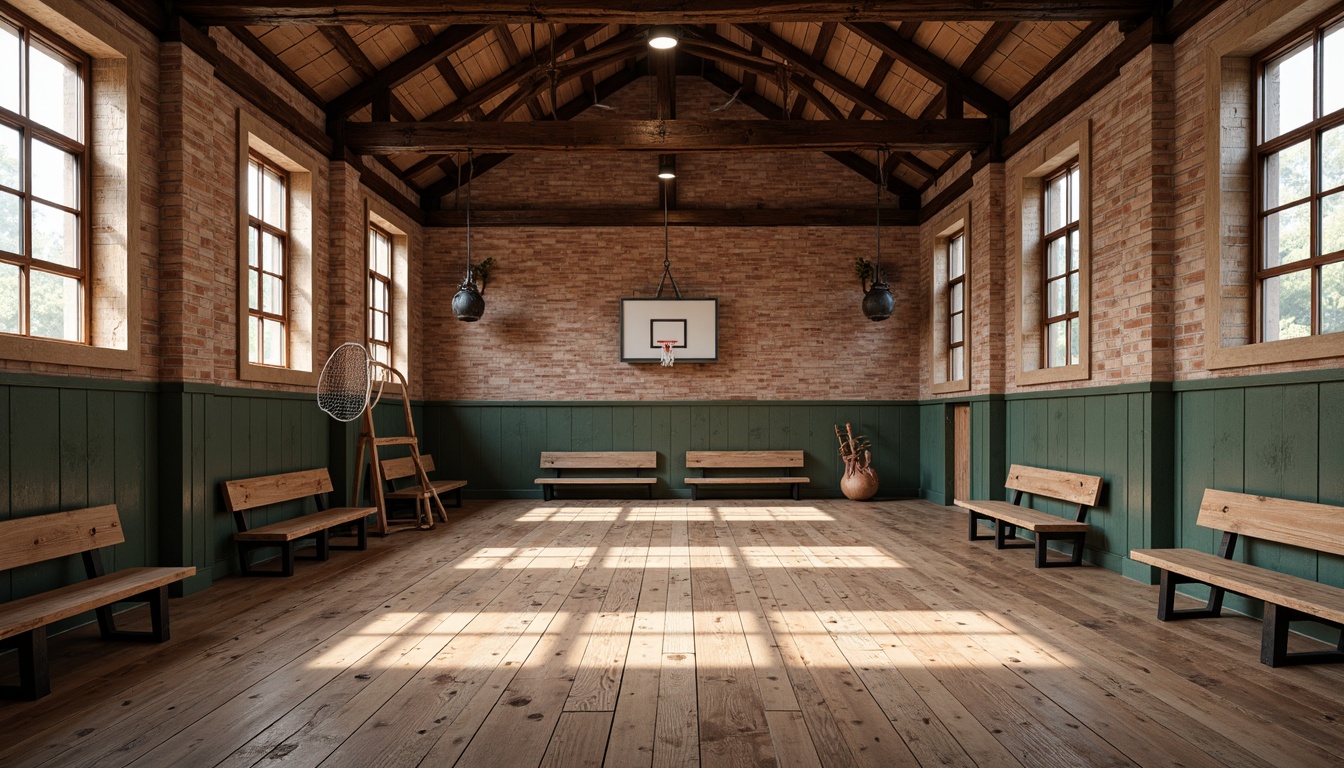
[
  {"x1": 0, "y1": 335, "x2": 136, "y2": 371},
  {"x1": 1205, "y1": 334, "x2": 1344, "y2": 370},
  {"x1": 1017, "y1": 364, "x2": 1090, "y2": 386},
  {"x1": 239, "y1": 361, "x2": 317, "y2": 387},
  {"x1": 930, "y1": 378, "x2": 971, "y2": 395}
]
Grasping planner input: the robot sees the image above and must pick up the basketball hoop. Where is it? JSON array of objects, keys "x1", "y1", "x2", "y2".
[{"x1": 657, "y1": 340, "x2": 677, "y2": 367}]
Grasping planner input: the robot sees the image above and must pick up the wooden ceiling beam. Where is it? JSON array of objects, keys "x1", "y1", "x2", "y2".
[
  {"x1": 230, "y1": 27, "x2": 325, "y2": 105},
  {"x1": 177, "y1": 2, "x2": 1155, "y2": 26},
  {"x1": 346, "y1": 117, "x2": 993, "y2": 154},
  {"x1": 327, "y1": 24, "x2": 491, "y2": 119},
  {"x1": 318, "y1": 26, "x2": 417, "y2": 121},
  {"x1": 844, "y1": 22, "x2": 1009, "y2": 116},
  {"x1": 789, "y1": 21, "x2": 836, "y2": 120},
  {"x1": 426, "y1": 207, "x2": 918, "y2": 227},
  {"x1": 1009, "y1": 19, "x2": 1105, "y2": 108},
  {"x1": 410, "y1": 25, "x2": 487, "y2": 120},
  {"x1": 492, "y1": 26, "x2": 548, "y2": 120},
  {"x1": 846, "y1": 52, "x2": 895, "y2": 120}
]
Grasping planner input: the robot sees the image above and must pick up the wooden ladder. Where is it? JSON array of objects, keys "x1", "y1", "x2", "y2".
[{"x1": 351, "y1": 369, "x2": 448, "y2": 535}]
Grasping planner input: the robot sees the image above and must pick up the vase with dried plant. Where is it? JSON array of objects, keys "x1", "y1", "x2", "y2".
[{"x1": 836, "y1": 423, "x2": 879, "y2": 500}]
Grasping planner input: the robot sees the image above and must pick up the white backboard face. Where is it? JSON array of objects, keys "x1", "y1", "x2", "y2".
[{"x1": 620, "y1": 298, "x2": 718, "y2": 362}]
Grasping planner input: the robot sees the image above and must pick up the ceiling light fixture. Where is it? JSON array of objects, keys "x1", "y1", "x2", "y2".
[
  {"x1": 648, "y1": 25, "x2": 679, "y2": 49},
  {"x1": 452, "y1": 150, "x2": 486, "y2": 322},
  {"x1": 658, "y1": 157, "x2": 676, "y2": 179},
  {"x1": 862, "y1": 148, "x2": 895, "y2": 322}
]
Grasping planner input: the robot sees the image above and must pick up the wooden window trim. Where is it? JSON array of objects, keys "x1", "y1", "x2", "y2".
[
  {"x1": 929, "y1": 202, "x2": 971, "y2": 394},
  {"x1": 367, "y1": 222, "x2": 392, "y2": 367},
  {"x1": 1041, "y1": 163, "x2": 1081, "y2": 368},
  {"x1": 366, "y1": 199, "x2": 412, "y2": 379},
  {"x1": 247, "y1": 154, "x2": 288, "y2": 367}
]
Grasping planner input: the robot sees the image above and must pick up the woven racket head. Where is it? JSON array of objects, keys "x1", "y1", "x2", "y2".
[{"x1": 317, "y1": 343, "x2": 372, "y2": 422}]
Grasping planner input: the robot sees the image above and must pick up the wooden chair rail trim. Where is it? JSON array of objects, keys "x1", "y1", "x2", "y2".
[
  {"x1": 0, "y1": 506, "x2": 124, "y2": 571},
  {"x1": 1197, "y1": 490, "x2": 1344, "y2": 558},
  {"x1": 685, "y1": 450, "x2": 805, "y2": 469},
  {"x1": 221, "y1": 469, "x2": 335, "y2": 513},
  {"x1": 0, "y1": 566, "x2": 196, "y2": 641},
  {"x1": 540, "y1": 451, "x2": 658, "y2": 469},
  {"x1": 1004, "y1": 464, "x2": 1104, "y2": 507},
  {"x1": 685, "y1": 477, "x2": 810, "y2": 485},
  {"x1": 233, "y1": 507, "x2": 374, "y2": 542},
  {"x1": 534, "y1": 477, "x2": 659, "y2": 485},
  {"x1": 1130, "y1": 548, "x2": 1344, "y2": 625},
  {"x1": 954, "y1": 500, "x2": 1092, "y2": 533}
]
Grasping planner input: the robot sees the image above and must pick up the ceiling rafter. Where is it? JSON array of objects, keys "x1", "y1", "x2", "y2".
[
  {"x1": 1009, "y1": 19, "x2": 1106, "y2": 108},
  {"x1": 230, "y1": 27, "x2": 325, "y2": 105},
  {"x1": 326, "y1": 24, "x2": 491, "y2": 119},
  {"x1": 789, "y1": 21, "x2": 837, "y2": 120},
  {"x1": 409, "y1": 25, "x2": 487, "y2": 120},
  {"x1": 318, "y1": 26, "x2": 417, "y2": 121},
  {"x1": 844, "y1": 22, "x2": 1009, "y2": 116},
  {"x1": 492, "y1": 25, "x2": 548, "y2": 119},
  {"x1": 177, "y1": 1, "x2": 1154, "y2": 26}
]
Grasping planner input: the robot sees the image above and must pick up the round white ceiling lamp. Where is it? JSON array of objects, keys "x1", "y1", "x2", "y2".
[{"x1": 648, "y1": 25, "x2": 679, "y2": 49}]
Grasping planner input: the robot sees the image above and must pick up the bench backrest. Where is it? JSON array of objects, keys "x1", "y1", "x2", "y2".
[
  {"x1": 0, "y1": 505, "x2": 124, "y2": 571},
  {"x1": 1005, "y1": 464, "x2": 1103, "y2": 507},
  {"x1": 1198, "y1": 489, "x2": 1344, "y2": 557},
  {"x1": 540, "y1": 451, "x2": 657, "y2": 469},
  {"x1": 686, "y1": 450, "x2": 804, "y2": 469},
  {"x1": 222, "y1": 469, "x2": 334, "y2": 513},
  {"x1": 381, "y1": 454, "x2": 437, "y2": 482}
]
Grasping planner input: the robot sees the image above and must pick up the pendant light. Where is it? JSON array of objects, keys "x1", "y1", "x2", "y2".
[
  {"x1": 452, "y1": 150, "x2": 485, "y2": 322},
  {"x1": 862, "y1": 148, "x2": 895, "y2": 322},
  {"x1": 648, "y1": 25, "x2": 679, "y2": 49}
]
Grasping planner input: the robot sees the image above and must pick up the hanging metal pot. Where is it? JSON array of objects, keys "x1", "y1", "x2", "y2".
[
  {"x1": 452, "y1": 276, "x2": 484, "y2": 322},
  {"x1": 863, "y1": 275, "x2": 895, "y2": 321}
]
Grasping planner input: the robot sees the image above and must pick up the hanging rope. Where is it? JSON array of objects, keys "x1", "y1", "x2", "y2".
[
  {"x1": 655, "y1": 186, "x2": 682, "y2": 298},
  {"x1": 873, "y1": 146, "x2": 885, "y2": 284},
  {"x1": 465, "y1": 149, "x2": 474, "y2": 279}
]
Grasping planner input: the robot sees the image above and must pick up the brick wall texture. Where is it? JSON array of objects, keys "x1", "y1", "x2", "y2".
[{"x1": 8, "y1": 0, "x2": 1343, "y2": 401}]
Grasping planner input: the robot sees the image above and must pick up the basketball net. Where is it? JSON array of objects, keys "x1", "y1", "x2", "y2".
[{"x1": 657, "y1": 340, "x2": 676, "y2": 367}]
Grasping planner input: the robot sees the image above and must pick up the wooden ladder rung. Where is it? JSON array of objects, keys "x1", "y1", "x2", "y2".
[{"x1": 373, "y1": 436, "x2": 419, "y2": 446}]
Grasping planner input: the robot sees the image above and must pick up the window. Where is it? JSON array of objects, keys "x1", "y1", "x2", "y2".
[
  {"x1": 1255, "y1": 14, "x2": 1344, "y2": 342},
  {"x1": 1043, "y1": 163, "x2": 1081, "y2": 367},
  {"x1": 246, "y1": 155, "x2": 287, "y2": 367},
  {"x1": 1015, "y1": 121, "x2": 1090, "y2": 385},
  {"x1": 0, "y1": 9, "x2": 88, "y2": 343},
  {"x1": 929, "y1": 202, "x2": 970, "y2": 394},
  {"x1": 367, "y1": 223, "x2": 392, "y2": 368},
  {"x1": 947, "y1": 230, "x2": 967, "y2": 381}
]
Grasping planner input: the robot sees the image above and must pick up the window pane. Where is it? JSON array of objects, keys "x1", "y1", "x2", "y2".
[
  {"x1": 1047, "y1": 236, "x2": 1066, "y2": 277},
  {"x1": 949, "y1": 235, "x2": 964, "y2": 278},
  {"x1": 248, "y1": 226, "x2": 259, "y2": 268},
  {"x1": 1263, "y1": 139, "x2": 1310, "y2": 207},
  {"x1": 1069, "y1": 272, "x2": 1080, "y2": 312},
  {"x1": 1069, "y1": 317, "x2": 1080, "y2": 365},
  {"x1": 248, "y1": 161, "x2": 260, "y2": 219},
  {"x1": 1263, "y1": 202, "x2": 1310, "y2": 268},
  {"x1": 0, "y1": 23, "x2": 18, "y2": 113},
  {"x1": 248, "y1": 315, "x2": 260, "y2": 364},
  {"x1": 1264, "y1": 42, "x2": 1314, "y2": 141},
  {"x1": 1326, "y1": 23, "x2": 1344, "y2": 115},
  {"x1": 1262, "y1": 269, "x2": 1312, "y2": 340},
  {"x1": 0, "y1": 191, "x2": 20, "y2": 254},
  {"x1": 263, "y1": 168, "x2": 285, "y2": 228},
  {"x1": 31, "y1": 201, "x2": 78, "y2": 267},
  {"x1": 30, "y1": 140, "x2": 78, "y2": 208},
  {"x1": 0, "y1": 124, "x2": 18, "y2": 189},
  {"x1": 1069, "y1": 230, "x2": 1080, "y2": 271},
  {"x1": 1324, "y1": 125, "x2": 1344, "y2": 191},
  {"x1": 1047, "y1": 276, "x2": 1066, "y2": 317},
  {"x1": 28, "y1": 42, "x2": 81, "y2": 140},
  {"x1": 949, "y1": 312, "x2": 963, "y2": 344},
  {"x1": 950, "y1": 345, "x2": 964, "y2": 381},
  {"x1": 1322, "y1": 262, "x2": 1344, "y2": 334},
  {"x1": 950, "y1": 282, "x2": 963, "y2": 313},
  {"x1": 1323, "y1": 192, "x2": 1344, "y2": 255},
  {"x1": 262, "y1": 274, "x2": 283, "y2": 314},
  {"x1": 0, "y1": 261, "x2": 19, "y2": 333},
  {"x1": 1069, "y1": 166, "x2": 1080, "y2": 223},
  {"x1": 28, "y1": 268, "x2": 79, "y2": 341},
  {"x1": 1047, "y1": 321, "x2": 1066, "y2": 367},
  {"x1": 263, "y1": 232, "x2": 283, "y2": 274},
  {"x1": 1045, "y1": 173, "x2": 1068, "y2": 232},
  {"x1": 262, "y1": 317, "x2": 284, "y2": 366},
  {"x1": 248, "y1": 268, "x2": 259, "y2": 311}
]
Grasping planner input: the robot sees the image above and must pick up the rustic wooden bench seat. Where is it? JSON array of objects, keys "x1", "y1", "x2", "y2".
[
  {"x1": 1131, "y1": 489, "x2": 1344, "y2": 667},
  {"x1": 380, "y1": 455, "x2": 467, "y2": 521},
  {"x1": 954, "y1": 464, "x2": 1104, "y2": 568},
  {"x1": 534, "y1": 451, "x2": 657, "y2": 501},
  {"x1": 0, "y1": 505, "x2": 195, "y2": 699},
  {"x1": 222, "y1": 469, "x2": 373, "y2": 577},
  {"x1": 684, "y1": 451, "x2": 809, "y2": 500}
]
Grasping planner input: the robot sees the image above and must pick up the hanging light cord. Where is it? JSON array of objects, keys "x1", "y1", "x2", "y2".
[
  {"x1": 656, "y1": 184, "x2": 681, "y2": 298},
  {"x1": 465, "y1": 149, "x2": 474, "y2": 281},
  {"x1": 873, "y1": 147, "x2": 885, "y2": 284}
]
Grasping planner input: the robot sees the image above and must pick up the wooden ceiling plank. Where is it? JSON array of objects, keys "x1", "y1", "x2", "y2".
[
  {"x1": 178, "y1": 2, "x2": 1154, "y2": 26},
  {"x1": 319, "y1": 26, "x2": 417, "y2": 120},
  {"x1": 426, "y1": 207, "x2": 918, "y2": 227},
  {"x1": 1008, "y1": 19, "x2": 1105, "y2": 108},
  {"x1": 346, "y1": 117, "x2": 994, "y2": 155},
  {"x1": 846, "y1": 52, "x2": 895, "y2": 119},
  {"x1": 327, "y1": 24, "x2": 491, "y2": 118},
  {"x1": 410, "y1": 25, "x2": 488, "y2": 120},
  {"x1": 959, "y1": 20, "x2": 1016, "y2": 77},
  {"x1": 230, "y1": 26, "x2": 325, "y2": 105},
  {"x1": 790, "y1": 21, "x2": 836, "y2": 120},
  {"x1": 844, "y1": 22, "x2": 1009, "y2": 116},
  {"x1": 493, "y1": 25, "x2": 548, "y2": 120}
]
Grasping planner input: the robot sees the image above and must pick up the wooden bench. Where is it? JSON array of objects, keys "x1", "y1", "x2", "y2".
[
  {"x1": 0, "y1": 505, "x2": 195, "y2": 699},
  {"x1": 221, "y1": 469, "x2": 374, "y2": 577},
  {"x1": 954, "y1": 464, "x2": 1104, "y2": 568},
  {"x1": 684, "y1": 451, "x2": 809, "y2": 500},
  {"x1": 380, "y1": 454, "x2": 467, "y2": 522},
  {"x1": 534, "y1": 452, "x2": 657, "y2": 501},
  {"x1": 1131, "y1": 490, "x2": 1344, "y2": 667}
]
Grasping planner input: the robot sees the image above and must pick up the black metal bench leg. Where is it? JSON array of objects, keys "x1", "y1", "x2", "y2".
[
  {"x1": 968, "y1": 512, "x2": 993, "y2": 541},
  {"x1": 1261, "y1": 604, "x2": 1344, "y2": 667},
  {"x1": 1156, "y1": 570, "x2": 1225, "y2": 621},
  {"x1": 691, "y1": 486, "x2": 698, "y2": 501},
  {"x1": 995, "y1": 522, "x2": 1014, "y2": 549},
  {"x1": 282, "y1": 543, "x2": 296, "y2": 577},
  {"x1": 356, "y1": 516, "x2": 368, "y2": 550},
  {"x1": 1, "y1": 628, "x2": 50, "y2": 700},
  {"x1": 648, "y1": 484, "x2": 653, "y2": 499},
  {"x1": 315, "y1": 530, "x2": 331, "y2": 561},
  {"x1": 791, "y1": 484, "x2": 800, "y2": 501},
  {"x1": 454, "y1": 487, "x2": 463, "y2": 508},
  {"x1": 543, "y1": 484, "x2": 553, "y2": 502}
]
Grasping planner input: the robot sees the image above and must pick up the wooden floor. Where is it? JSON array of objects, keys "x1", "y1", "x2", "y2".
[{"x1": 3, "y1": 498, "x2": 1343, "y2": 767}]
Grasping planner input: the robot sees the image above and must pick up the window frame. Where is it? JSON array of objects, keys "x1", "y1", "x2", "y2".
[
  {"x1": 366, "y1": 221, "x2": 393, "y2": 368},
  {"x1": 948, "y1": 229, "x2": 967, "y2": 382},
  {"x1": 1251, "y1": 12, "x2": 1344, "y2": 343},
  {"x1": 246, "y1": 153, "x2": 289, "y2": 367},
  {"x1": 0, "y1": 4, "x2": 92, "y2": 345},
  {"x1": 929, "y1": 202, "x2": 971, "y2": 394},
  {"x1": 1015, "y1": 121, "x2": 1091, "y2": 386},
  {"x1": 1041, "y1": 162, "x2": 1082, "y2": 368}
]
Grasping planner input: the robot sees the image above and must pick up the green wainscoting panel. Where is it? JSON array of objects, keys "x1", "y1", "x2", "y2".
[
  {"x1": 969, "y1": 399, "x2": 1007, "y2": 502},
  {"x1": 918, "y1": 403, "x2": 951, "y2": 505},
  {"x1": 420, "y1": 401, "x2": 921, "y2": 500}
]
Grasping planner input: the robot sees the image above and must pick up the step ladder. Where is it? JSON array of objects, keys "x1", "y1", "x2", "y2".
[{"x1": 352, "y1": 368, "x2": 447, "y2": 535}]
